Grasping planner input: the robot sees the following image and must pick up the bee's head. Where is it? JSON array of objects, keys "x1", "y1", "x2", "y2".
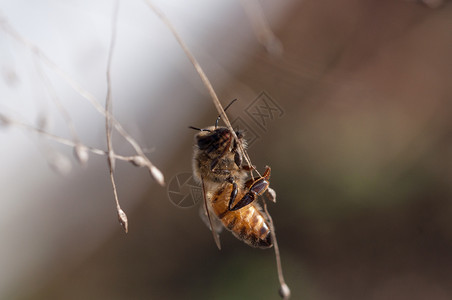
[
  {"x1": 190, "y1": 126, "x2": 244, "y2": 153},
  {"x1": 189, "y1": 99, "x2": 242, "y2": 153}
]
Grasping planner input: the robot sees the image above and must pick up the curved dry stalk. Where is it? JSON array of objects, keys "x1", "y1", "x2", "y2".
[
  {"x1": 263, "y1": 201, "x2": 291, "y2": 299},
  {"x1": 105, "y1": 0, "x2": 129, "y2": 233},
  {"x1": 142, "y1": 0, "x2": 260, "y2": 179}
]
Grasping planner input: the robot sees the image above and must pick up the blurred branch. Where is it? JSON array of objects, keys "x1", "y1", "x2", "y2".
[{"x1": 239, "y1": 0, "x2": 283, "y2": 56}]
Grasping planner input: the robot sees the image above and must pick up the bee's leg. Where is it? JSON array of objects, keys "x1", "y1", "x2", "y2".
[
  {"x1": 227, "y1": 177, "x2": 238, "y2": 211},
  {"x1": 229, "y1": 184, "x2": 261, "y2": 211},
  {"x1": 244, "y1": 178, "x2": 253, "y2": 188},
  {"x1": 241, "y1": 165, "x2": 255, "y2": 172},
  {"x1": 230, "y1": 167, "x2": 271, "y2": 211}
]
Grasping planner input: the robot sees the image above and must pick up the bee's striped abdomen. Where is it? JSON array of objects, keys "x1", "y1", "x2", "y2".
[{"x1": 211, "y1": 186, "x2": 272, "y2": 248}]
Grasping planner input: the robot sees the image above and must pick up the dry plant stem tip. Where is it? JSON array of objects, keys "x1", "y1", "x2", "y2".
[
  {"x1": 143, "y1": 0, "x2": 260, "y2": 179},
  {"x1": 105, "y1": 0, "x2": 128, "y2": 233},
  {"x1": 263, "y1": 202, "x2": 291, "y2": 299}
]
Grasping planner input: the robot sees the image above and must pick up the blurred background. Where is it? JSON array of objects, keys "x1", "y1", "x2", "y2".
[{"x1": 1, "y1": 0, "x2": 452, "y2": 299}]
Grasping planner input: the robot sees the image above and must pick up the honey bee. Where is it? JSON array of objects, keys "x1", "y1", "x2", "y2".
[{"x1": 190, "y1": 101, "x2": 274, "y2": 249}]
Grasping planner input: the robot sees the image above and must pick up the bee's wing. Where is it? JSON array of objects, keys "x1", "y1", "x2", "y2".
[
  {"x1": 201, "y1": 178, "x2": 222, "y2": 250},
  {"x1": 199, "y1": 201, "x2": 224, "y2": 235}
]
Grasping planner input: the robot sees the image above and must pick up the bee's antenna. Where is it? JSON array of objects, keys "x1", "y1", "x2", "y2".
[
  {"x1": 215, "y1": 99, "x2": 237, "y2": 129},
  {"x1": 189, "y1": 126, "x2": 211, "y2": 132}
]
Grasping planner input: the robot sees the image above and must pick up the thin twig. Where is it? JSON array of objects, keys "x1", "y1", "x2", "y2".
[{"x1": 263, "y1": 201, "x2": 291, "y2": 299}]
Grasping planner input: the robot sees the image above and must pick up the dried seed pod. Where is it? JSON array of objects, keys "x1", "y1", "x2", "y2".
[
  {"x1": 117, "y1": 208, "x2": 128, "y2": 233},
  {"x1": 267, "y1": 187, "x2": 277, "y2": 203},
  {"x1": 279, "y1": 283, "x2": 291, "y2": 299},
  {"x1": 149, "y1": 165, "x2": 165, "y2": 186},
  {"x1": 130, "y1": 155, "x2": 147, "y2": 167},
  {"x1": 73, "y1": 144, "x2": 89, "y2": 165}
]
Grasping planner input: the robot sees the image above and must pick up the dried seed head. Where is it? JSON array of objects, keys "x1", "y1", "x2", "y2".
[
  {"x1": 149, "y1": 165, "x2": 165, "y2": 186},
  {"x1": 117, "y1": 208, "x2": 128, "y2": 233},
  {"x1": 74, "y1": 144, "x2": 89, "y2": 165},
  {"x1": 278, "y1": 283, "x2": 291, "y2": 299},
  {"x1": 130, "y1": 155, "x2": 147, "y2": 167}
]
